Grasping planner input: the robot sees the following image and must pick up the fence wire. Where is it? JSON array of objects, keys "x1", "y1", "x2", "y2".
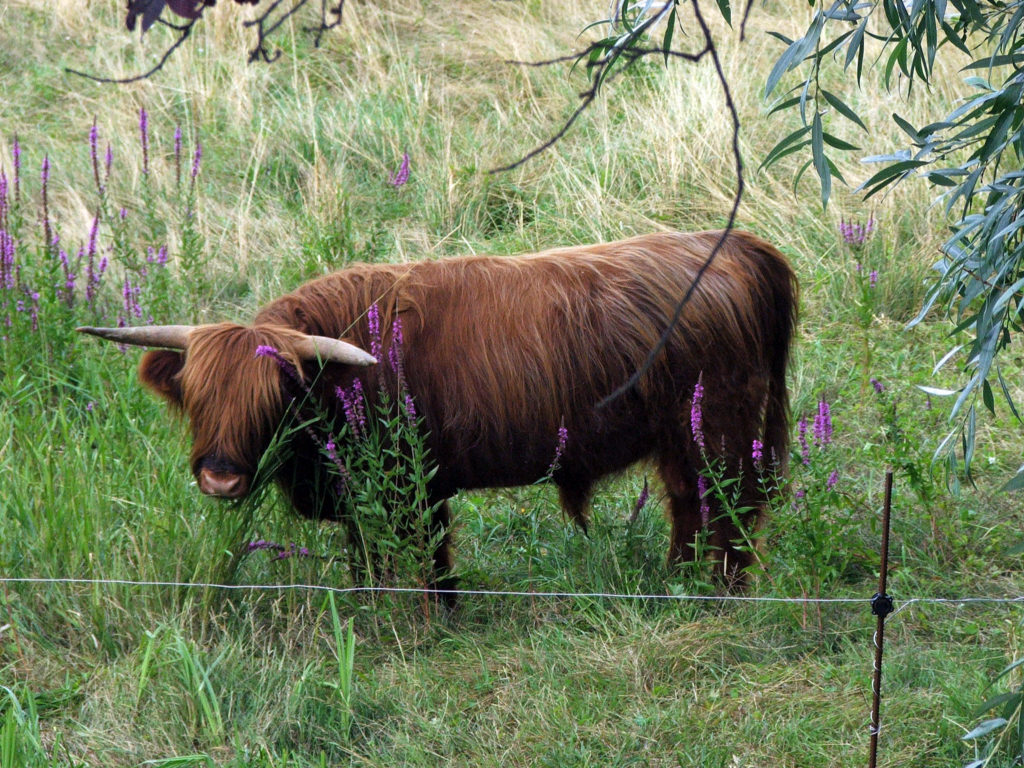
[{"x1": 3, "y1": 576, "x2": 1024, "y2": 609}]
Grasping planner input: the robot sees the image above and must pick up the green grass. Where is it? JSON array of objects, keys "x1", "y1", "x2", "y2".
[{"x1": 2, "y1": 1, "x2": 1024, "y2": 766}]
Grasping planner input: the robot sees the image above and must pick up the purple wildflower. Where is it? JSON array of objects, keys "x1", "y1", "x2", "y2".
[
  {"x1": 870, "y1": 377, "x2": 884, "y2": 394},
  {"x1": 174, "y1": 125, "x2": 182, "y2": 187},
  {"x1": 869, "y1": 270, "x2": 878, "y2": 289},
  {"x1": 388, "y1": 316, "x2": 405, "y2": 377},
  {"x1": 122, "y1": 275, "x2": 142, "y2": 321},
  {"x1": 12, "y1": 137, "x2": 21, "y2": 202},
  {"x1": 548, "y1": 424, "x2": 569, "y2": 474},
  {"x1": 367, "y1": 303, "x2": 382, "y2": 361},
  {"x1": 320, "y1": 430, "x2": 352, "y2": 490},
  {"x1": 794, "y1": 488, "x2": 806, "y2": 500},
  {"x1": 630, "y1": 478, "x2": 650, "y2": 522},
  {"x1": 336, "y1": 380, "x2": 367, "y2": 438},
  {"x1": 104, "y1": 143, "x2": 113, "y2": 184},
  {"x1": 19, "y1": 288, "x2": 40, "y2": 331},
  {"x1": 255, "y1": 344, "x2": 303, "y2": 386},
  {"x1": 84, "y1": 216, "x2": 99, "y2": 301},
  {"x1": 139, "y1": 108, "x2": 149, "y2": 175},
  {"x1": 325, "y1": 438, "x2": 341, "y2": 467},
  {"x1": 389, "y1": 151, "x2": 410, "y2": 187},
  {"x1": 826, "y1": 469, "x2": 839, "y2": 490},
  {"x1": 690, "y1": 374, "x2": 705, "y2": 451},
  {"x1": 697, "y1": 474, "x2": 710, "y2": 526},
  {"x1": 86, "y1": 401, "x2": 95, "y2": 412},
  {"x1": 751, "y1": 438, "x2": 764, "y2": 469},
  {"x1": 0, "y1": 171, "x2": 7, "y2": 222},
  {"x1": 90, "y1": 120, "x2": 102, "y2": 192},
  {"x1": 404, "y1": 392, "x2": 417, "y2": 420},
  {"x1": 813, "y1": 399, "x2": 833, "y2": 447},
  {"x1": 351, "y1": 379, "x2": 366, "y2": 427},
  {"x1": 191, "y1": 140, "x2": 202, "y2": 180},
  {"x1": 41, "y1": 156, "x2": 52, "y2": 249},
  {"x1": 1, "y1": 230, "x2": 15, "y2": 290},
  {"x1": 248, "y1": 539, "x2": 314, "y2": 560},
  {"x1": 839, "y1": 216, "x2": 876, "y2": 247},
  {"x1": 797, "y1": 417, "x2": 810, "y2": 466},
  {"x1": 275, "y1": 542, "x2": 314, "y2": 561},
  {"x1": 58, "y1": 248, "x2": 76, "y2": 306}
]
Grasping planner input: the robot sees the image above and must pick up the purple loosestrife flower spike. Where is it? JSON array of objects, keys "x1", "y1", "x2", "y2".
[
  {"x1": 388, "y1": 316, "x2": 405, "y2": 376},
  {"x1": 813, "y1": 399, "x2": 833, "y2": 447},
  {"x1": 827, "y1": 470, "x2": 839, "y2": 490},
  {"x1": 336, "y1": 380, "x2": 367, "y2": 438},
  {"x1": 751, "y1": 439, "x2": 764, "y2": 469},
  {"x1": 547, "y1": 425, "x2": 568, "y2": 474},
  {"x1": 41, "y1": 157, "x2": 51, "y2": 248},
  {"x1": 690, "y1": 374, "x2": 705, "y2": 451},
  {"x1": 798, "y1": 417, "x2": 810, "y2": 466},
  {"x1": 105, "y1": 143, "x2": 113, "y2": 183},
  {"x1": 351, "y1": 379, "x2": 366, "y2": 432},
  {"x1": 191, "y1": 140, "x2": 202, "y2": 180},
  {"x1": 90, "y1": 120, "x2": 101, "y2": 192},
  {"x1": 139, "y1": 108, "x2": 149, "y2": 175},
  {"x1": 367, "y1": 303, "x2": 382, "y2": 361},
  {"x1": 12, "y1": 138, "x2": 21, "y2": 202},
  {"x1": 174, "y1": 125, "x2": 182, "y2": 184},
  {"x1": 869, "y1": 270, "x2": 878, "y2": 288},
  {"x1": 389, "y1": 151, "x2": 410, "y2": 187},
  {"x1": 321, "y1": 430, "x2": 352, "y2": 488},
  {"x1": 697, "y1": 474, "x2": 710, "y2": 527},
  {"x1": 254, "y1": 345, "x2": 304, "y2": 388}
]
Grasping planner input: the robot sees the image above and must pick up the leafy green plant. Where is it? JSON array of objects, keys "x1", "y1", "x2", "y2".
[{"x1": 324, "y1": 593, "x2": 356, "y2": 742}]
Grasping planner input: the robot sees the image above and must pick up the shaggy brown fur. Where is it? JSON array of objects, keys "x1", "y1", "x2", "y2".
[{"x1": 138, "y1": 230, "x2": 797, "y2": 588}]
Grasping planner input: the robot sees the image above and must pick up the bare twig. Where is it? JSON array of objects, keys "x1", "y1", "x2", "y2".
[
  {"x1": 66, "y1": 19, "x2": 199, "y2": 84},
  {"x1": 491, "y1": 1, "x2": 745, "y2": 408},
  {"x1": 67, "y1": 0, "x2": 344, "y2": 83}
]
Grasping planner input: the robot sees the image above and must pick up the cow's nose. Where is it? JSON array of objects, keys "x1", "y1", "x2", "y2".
[{"x1": 198, "y1": 468, "x2": 249, "y2": 498}]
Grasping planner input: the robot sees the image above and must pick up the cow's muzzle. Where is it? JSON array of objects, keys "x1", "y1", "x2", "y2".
[{"x1": 198, "y1": 468, "x2": 250, "y2": 498}]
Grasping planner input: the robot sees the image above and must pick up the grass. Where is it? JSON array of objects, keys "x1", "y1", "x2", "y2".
[{"x1": 2, "y1": 0, "x2": 1024, "y2": 766}]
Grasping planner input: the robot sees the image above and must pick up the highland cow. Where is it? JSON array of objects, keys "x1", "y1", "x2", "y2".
[{"x1": 80, "y1": 230, "x2": 797, "y2": 594}]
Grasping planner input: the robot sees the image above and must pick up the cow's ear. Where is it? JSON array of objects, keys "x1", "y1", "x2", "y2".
[{"x1": 139, "y1": 349, "x2": 185, "y2": 406}]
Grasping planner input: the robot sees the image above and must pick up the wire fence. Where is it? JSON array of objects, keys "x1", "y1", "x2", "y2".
[
  {"x1": 4, "y1": 575, "x2": 1024, "y2": 609},
  {"x1": 6, "y1": 573, "x2": 1024, "y2": 765}
]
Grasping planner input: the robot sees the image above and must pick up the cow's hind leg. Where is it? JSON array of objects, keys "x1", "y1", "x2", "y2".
[
  {"x1": 557, "y1": 478, "x2": 593, "y2": 534},
  {"x1": 658, "y1": 458, "x2": 705, "y2": 566},
  {"x1": 660, "y1": 455, "x2": 761, "y2": 587}
]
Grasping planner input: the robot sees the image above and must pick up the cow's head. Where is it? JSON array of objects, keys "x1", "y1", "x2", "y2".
[{"x1": 78, "y1": 323, "x2": 375, "y2": 499}]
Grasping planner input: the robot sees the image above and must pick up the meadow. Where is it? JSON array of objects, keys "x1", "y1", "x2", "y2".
[{"x1": 2, "y1": 1, "x2": 1024, "y2": 765}]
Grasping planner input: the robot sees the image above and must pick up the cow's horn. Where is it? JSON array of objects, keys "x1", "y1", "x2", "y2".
[
  {"x1": 295, "y1": 335, "x2": 377, "y2": 367},
  {"x1": 76, "y1": 325, "x2": 194, "y2": 349}
]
